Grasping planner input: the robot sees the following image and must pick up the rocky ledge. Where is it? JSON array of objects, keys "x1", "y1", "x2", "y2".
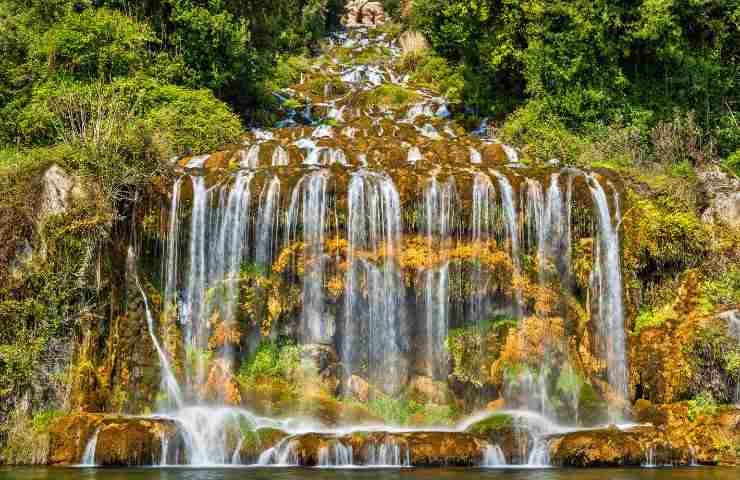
[{"x1": 48, "y1": 413, "x2": 183, "y2": 466}]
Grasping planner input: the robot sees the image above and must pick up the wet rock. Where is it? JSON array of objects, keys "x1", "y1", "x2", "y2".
[
  {"x1": 698, "y1": 166, "x2": 740, "y2": 227},
  {"x1": 271, "y1": 430, "x2": 486, "y2": 466},
  {"x1": 407, "y1": 375, "x2": 449, "y2": 405},
  {"x1": 95, "y1": 417, "x2": 182, "y2": 466},
  {"x1": 464, "y1": 414, "x2": 527, "y2": 464},
  {"x1": 481, "y1": 143, "x2": 508, "y2": 164},
  {"x1": 236, "y1": 427, "x2": 289, "y2": 463},
  {"x1": 548, "y1": 426, "x2": 646, "y2": 467},
  {"x1": 48, "y1": 413, "x2": 182, "y2": 466},
  {"x1": 348, "y1": 374, "x2": 370, "y2": 402}
]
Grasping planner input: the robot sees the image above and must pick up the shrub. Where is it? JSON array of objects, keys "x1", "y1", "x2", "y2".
[
  {"x1": 687, "y1": 392, "x2": 718, "y2": 421},
  {"x1": 29, "y1": 8, "x2": 155, "y2": 80}
]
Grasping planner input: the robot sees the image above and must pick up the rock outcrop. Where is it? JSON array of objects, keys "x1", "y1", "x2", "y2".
[
  {"x1": 698, "y1": 166, "x2": 740, "y2": 227},
  {"x1": 48, "y1": 413, "x2": 183, "y2": 466},
  {"x1": 343, "y1": 1, "x2": 386, "y2": 27}
]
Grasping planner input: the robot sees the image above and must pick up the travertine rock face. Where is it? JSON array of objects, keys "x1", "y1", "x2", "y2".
[
  {"x1": 343, "y1": 1, "x2": 386, "y2": 26},
  {"x1": 48, "y1": 413, "x2": 183, "y2": 466}
]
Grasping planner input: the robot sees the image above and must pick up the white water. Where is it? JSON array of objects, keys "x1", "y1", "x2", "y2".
[
  {"x1": 80, "y1": 426, "x2": 101, "y2": 466},
  {"x1": 120, "y1": 26, "x2": 630, "y2": 470},
  {"x1": 131, "y1": 247, "x2": 183, "y2": 408},
  {"x1": 318, "y1": 442, "x2": 354, "y2": 466},
  {"x1": 481, "y1": 444, "x2": 507, "y2": 466},
  {"x1": 588, "y1": 175, "x2": 628, "y2": 420},
  {"x1": 366, "y1": 439, "x2": 410, "y2": 467}
]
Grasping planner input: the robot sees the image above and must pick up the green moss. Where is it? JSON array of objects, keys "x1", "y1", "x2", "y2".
[
  {"x1": 465, "y1": 414, "x2": 513, "y2": 436},
  {"x1": 687, "y1": 392, "x2": 718, "y2": 421},
  {"x1": 359, "y1": 84, "x2": 420, "y2": 109},
  {"x1": 633, "y1": 305, "x2": 676, "y2": 334}
]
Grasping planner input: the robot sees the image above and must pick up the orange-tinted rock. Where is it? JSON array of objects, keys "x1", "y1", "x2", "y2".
[
  {"x1": 481, "y1": 143, "x2": 508, "y2": 164},
  {"x1": 276, "y1": 430, "x2": 486, "y2": 466},
  {"x1": 48, "y1": 413, "x2": 182, "y2": 466},
  {"x1": 407, "y1": 375, "x2": 449, "y2": 405},
  {"x1": 549, "y1": 426, "x2": 646, "y2": 467}
]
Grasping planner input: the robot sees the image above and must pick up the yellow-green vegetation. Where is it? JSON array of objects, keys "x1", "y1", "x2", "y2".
[
  {"x1": 359, "y1": 84, "x2": 421, "y2": 109},
  {"x1": 0, "y1": 408, "x2": 62, "y2": 465}
]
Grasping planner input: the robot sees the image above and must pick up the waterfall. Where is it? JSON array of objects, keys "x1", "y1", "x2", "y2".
[
  {"x1": 492, "y1": 170, "x2": 522, "y2": 316},
  {"x1": 481, "y1": 444, "x2": 507, "y2": 467},
  {"x1": 318, "y1": 442, "x2": 354, "y2": 466},
  {"x1": 256, "y1": 176, "x2": 281, "y2": 268},
  {"x1": 184, "y1": 176, "x2": 209, "y2": 392},
  {"x1": 81, "y1": 427, "x2": 101, "y2": 466},
  {"x1": 258, "y1": 438, "x2": 300, "y2": 466},
  {"x1": 140, "y1": 27, "x2": 633, "y2": 469},
  {"x1": 160, "y1": 430, "x2": 169, "y2": 466},
  {"x1": 341, "y1": 171, "x2": 407, "y2": 395},
  {"x1": 421, "y1": 176, "x2": 455, "y2": 379},
  {"x1": 526, "y1": 437, "x2": 550, "y2": 466},
  {"x1": 172, "y1": 406, "x2": 260, "y2": 466},
  {"x1": 366, "y1": 439, "x2": 410, "y2": 467},
  {"x1": 588, "y1": 174, "x2": 628, "y2": 418},
  {"x1": 470, "y1": 172, "x2": 496, "y2": 327},
  {"x1": 131, "y1": 247, "x2": 183, "y2": 408},
  {"x1": 286, "y1": 170, "x2": 331, "y2": 344}
]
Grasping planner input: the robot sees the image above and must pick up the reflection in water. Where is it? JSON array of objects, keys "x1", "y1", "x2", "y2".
[{"x1": 1, "y1": 468, "x2": 738, "y2": 480}]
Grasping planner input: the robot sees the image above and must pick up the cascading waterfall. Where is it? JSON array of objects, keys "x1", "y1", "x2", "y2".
[
  {"x1": 122, "y1": 26, "x2": 633, "y2": 470},
  {"x1": 470, "y1": 172, "x2": 497, "y2": 327},
  {"x1": 366, "y1": 439, "x2": 411, "y2": 467},
  {"x1": 318, "y1": 442, "x2": 354, "y2": 466},
  {"x1": 588, "y1": 174, "x2": 628, "y2": 419},
  {"x1": 81, "y1": 427, "x2": 101, "y2": 466},
  {"x1": 131, "y1": 247, "x2": 183, "y2": 408},
  {"x1": 342, "y1": 171, "x2": 407, "y2": 395},
  {"x1": 258, "y1": 439, "x2": 300, "y2": 466},
  {"x1": 421, "y1": 176, "x2": 455, "y2": 380},
  {"x1": 287, "y1": 170, "x2": 332, "y2": 343},
  {"x1": 481, "y1": 444, "x2": 507, "y2": 467},
  {"x1": 492, "y1": 170, "x2": 523, "y2": 316}
]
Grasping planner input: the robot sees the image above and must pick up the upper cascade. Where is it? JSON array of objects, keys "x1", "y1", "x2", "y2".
[{"x1": 158, "y1": 26, "x2": 627, "y2": 436}]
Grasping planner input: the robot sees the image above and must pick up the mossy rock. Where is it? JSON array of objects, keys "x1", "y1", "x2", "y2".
[
  {"x1": 549, "y1": 426, "x2": 647, "y2": 467},
  {"x1": 48, "y1": 413, "x2": 182, "y2": 466},
  {"x1": 236, "y1": 428, "x2": 289, "y2": 463}
]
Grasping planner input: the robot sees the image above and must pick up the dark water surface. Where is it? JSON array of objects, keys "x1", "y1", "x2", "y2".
[{"x1": 1, "y1": 467, "x2": 739, "y2": 480}]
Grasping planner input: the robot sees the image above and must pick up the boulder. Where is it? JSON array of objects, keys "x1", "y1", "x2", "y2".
[
  {"x1": 343, "y1": 1, "x2": 386, "y2": 27},
  {"x1": 38, "y1": 164, "x2": 74, "y2": 220},
  {"x1": 548, "y1": 426, "x2": 647, "y2": 467},
  {"x1": 698, "y1": 166, "x2": 740, "y2": 227}
]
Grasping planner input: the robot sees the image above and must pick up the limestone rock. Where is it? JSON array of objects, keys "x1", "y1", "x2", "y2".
[
  {"x1": 348, "y1": 374, "x2": 370, "y2": 402},
  {"x1": 407, "y1": 375, "x2": 449, "y2": 405},
  {"x1": 38, "y1": 164, "x2": 74, "y2": 220},
  {"x1": 549, "y1": 426, "x2": 648, "y2": 467},
  {"x1": 343, "y1": 1, "x2": 386, "y2": 27},
  {"x1": 48, "y1": 413, "x2": 182, "y2": 466},
  {"x1": 236, "y1": 428, "x2": 289, "y2": 464},
  {"x1": 698, "y1": 166, "x2": 740, "y2": 227},
  {"x1": 269, "y1": 430, "x2": 486, "y2": 466}
]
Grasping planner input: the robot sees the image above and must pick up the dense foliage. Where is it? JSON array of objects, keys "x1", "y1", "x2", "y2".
[{"x1": 411, "y1": 0, "x2": 739, "y2": 160}]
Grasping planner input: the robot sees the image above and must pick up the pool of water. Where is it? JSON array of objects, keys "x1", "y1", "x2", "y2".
[{"x1": 1, "y1": 467, "x2": 738, "y2": 480}]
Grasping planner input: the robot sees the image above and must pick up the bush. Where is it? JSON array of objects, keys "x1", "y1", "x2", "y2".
[
  {"x1": 28, "y1": 7, "x2": 154, "y2": 81},
  {"x1": 687, "y1": 392, "x2": 718, "y2": 421}
]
